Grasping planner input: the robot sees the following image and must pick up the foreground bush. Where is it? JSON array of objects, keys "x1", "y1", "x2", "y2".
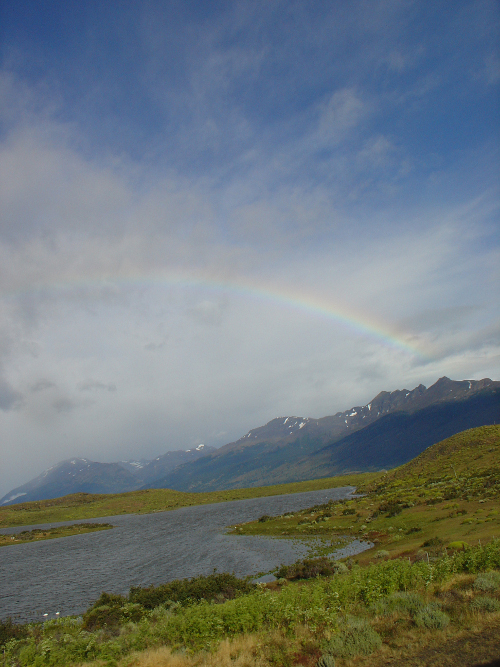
[
  {"x1": 129, "y1": 572, "x2": 255, "y2": 609},
  {"x1": 275, "y1": 557, "x2": 337, "y2": 581},
  {"x1": 322, "y1": 619, "x2": 382, "y2": 658},
  {"x1": 414, "y1": 605, "x2": 450, "y2": 629}
]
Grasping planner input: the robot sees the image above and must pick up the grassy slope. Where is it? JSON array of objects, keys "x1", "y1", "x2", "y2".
[
  {"x1": 0, "y1": 472, "x2": 379, "y2": 528},
  {"x1": 0, "y1": 522, "x2": 113, "y2": 547},
  {"x1": 232, "y1": 425, "x2": 500, "y2": 562}
]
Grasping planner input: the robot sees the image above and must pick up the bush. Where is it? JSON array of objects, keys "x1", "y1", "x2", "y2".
[
  {"x1": 414, "y1": 605, "x2": 450, "y2": 629},
  {"x1": 82, "y1": 592, "x2": 145, "y2": 631},
  {"x1": 423, "y1": 537, "x2": 443, "y2": 548},
  {"x1": 317, "y1": 655, "x2": 336, "y2": 667},
  {"x1": 375, "y1": 550, "x2": 390, "y2": 559},
  {"x1": 323, "y1": 620, "x2": 382, "y2": 658},
  {"x1": 473, "y1": 572, "x2": 500, "y2": 592},
  {"x1": 258, "y1": 515, "x2": 271, "y2": 522},
  {"x1": 379, "y1": 500, "x2": 402, "y2": 517},
  {"x1": 448, "y1": 541, "x2": 468, "y2": 550},
  {"x1": 471, "y1": 596, "x2": 500, "y2": 613},
  {"x1": 0, "y1": 618, "x2": 28, "y2": 648},
  {"x1": 275, "y1": 557, "x2": 335, "y2": 581},
  {"x1": 390, "y1": 592, "x2": 425, "y2": 616},
  {"x1": 129, "y1": 572, "x2": 255, "y2": 609},
  {"x1": 333, "y1": 562, "x2": 349, "y2": 575}
]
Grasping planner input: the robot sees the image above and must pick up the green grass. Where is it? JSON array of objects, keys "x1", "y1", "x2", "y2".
[
  {"x1": 0, "y1": 472, "x2": 379, "y2": 528},
  {"x1": 230, "y1": 426, "x2": 500, "y2": 563},
  {"x1": 0, "y1": 522, "x2": 113, "y2": 547}
]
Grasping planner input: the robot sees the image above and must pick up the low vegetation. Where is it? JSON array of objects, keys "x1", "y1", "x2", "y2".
[
  {"x1": 1, "y1": 540, "x2": 499, "y2": 666},
  {"x1": 0, "y1": 473, "x2": 378, "y2": 529},
  {"x1": 231, "y1": 425, "x2": 500, "y2": 563},
  {"x1": 0, "y1": 522, "x2": 113, "y2": 547}
]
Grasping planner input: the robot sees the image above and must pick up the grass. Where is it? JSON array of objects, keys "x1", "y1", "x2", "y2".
[
  {"x1": 0, "y1": 522, "x2": 113, "y2": 547},
  {"x1": 0, "y1": 472, "x2": 379, "y2": 529},
  {"x1": 230, "y1": 425, "x2": 500, "y2": 563}
]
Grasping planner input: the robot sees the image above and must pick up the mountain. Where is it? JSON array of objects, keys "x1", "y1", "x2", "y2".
[
  {"x1": 2, "y1": 377, "x2": 498, "y2": 505},
  {"x1": 0, "y1": 459, "x2": 138, "y2": 505},
  {"x1": 147, "y1": 378, "x2": 500, "y2": 492},
  {"x1": 132, "y1": 444, "x2": 216, "y2": 487},
  {"x1": 0, "y1": 444, "x2": 215, "y2": 506}
]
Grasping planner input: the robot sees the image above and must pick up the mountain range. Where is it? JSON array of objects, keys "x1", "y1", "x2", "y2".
[{"x1": 1, "y1": 376, "x2": 498, "y2": 505}]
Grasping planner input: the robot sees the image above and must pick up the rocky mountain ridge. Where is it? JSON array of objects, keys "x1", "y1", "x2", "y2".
[{"x1": 1, "y1": 376, "x2": 498, "y2": 505}]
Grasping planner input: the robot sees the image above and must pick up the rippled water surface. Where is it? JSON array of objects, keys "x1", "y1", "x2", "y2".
[{"x1": 0, "y1": 486, "x2": 370, "y2": 621}]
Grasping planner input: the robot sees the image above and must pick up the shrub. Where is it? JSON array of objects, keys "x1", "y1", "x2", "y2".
[
  {"x1": 375, "y1": 550, "x2": 390, "y2": 559},
  {"x1": 82, "y1": 593, "x2": 145, "y2": 631},
  {"x1": 471, "y1": 596, "x2": 500, "y2": 613},
  {"x1": 0, "y1": 618, "x2": 28, "y2": 648},
  {"x1": 414, "y1": 605, "x2": 450, "y2": 629},
  {"x1": 333, "y1": 562, "x2": 349, "y2": 575},
  {"x1": 390, "y1": 592, "x2": 425, "y2": 616},
  {"x1": 258, "y1": 515, "x2": 271, "y2": 523},
  {"x1": 129, "y1": 572, "x2": 255, "y2": 609},
  {"x1": 379, "y1": 501, "x2": 402, "y2": 517},
  {"x1": 423, "y1": 537, "x2": 443, "y2": 548},
  {"x1": 473, "y1": 572, "x2": 500, "y2": 592},
  {"x1": 317, "y1": 655, "x2": 336, "y2": 667},
  {"x1": 275, "y1": 557, "x2": 335, "y2": 581},
  {"x1": 448, "y1": 541, "x2": 468, "y2": 550},
  {"x1": 322, "y1": 620, "x2": 382, "y2": 658}
]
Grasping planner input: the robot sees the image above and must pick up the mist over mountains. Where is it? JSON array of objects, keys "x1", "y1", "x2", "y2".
[{"x1": 1, "y1": 377, "x2": 498, "y2": 506}]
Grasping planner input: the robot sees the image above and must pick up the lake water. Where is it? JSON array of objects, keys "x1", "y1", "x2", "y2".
[{"x1": 0, "y1": 486, "x2": 371, "y2": 622}]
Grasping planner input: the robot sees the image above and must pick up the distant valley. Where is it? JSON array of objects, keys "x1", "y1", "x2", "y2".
[{"x1": 1, "y1": 376, "x2": 498, "y2": 505}]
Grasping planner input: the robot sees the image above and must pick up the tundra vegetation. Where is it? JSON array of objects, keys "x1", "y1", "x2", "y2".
[
  {"x1": 0, "y1": 473, "x2": 377, "y2": 529},
  {"x1": 1, "y1": 425, "x2": 499, "y2": 666},
  {"x1": 0, "y1": 523, "x2": 113, "y2": 547}
]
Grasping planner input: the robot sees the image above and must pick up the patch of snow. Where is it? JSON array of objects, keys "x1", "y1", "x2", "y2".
[
  {"x1": 70, "y1": 460, "x2": 76, "y2": 464},
  {"x1": 299, "y1": 422, "x2": 306, "y2": 429},
  {"x1": 367, "y1": 403, "x2": 371, "y2": 411},
  {"x1": 348, "y1": 411, "x2": 357, "y2": 417},
  {"x1": 196, "y1": 444, "x2": 205, "y2": 450},
  {"x1": 283, "y1": 417, "x2": 289, "y2": 424},
  {"x1": 468, "y1": 381, "x2": 471, "y2": 389},
  {"x1": 1, "y1": 492, "x2": 27, "y2": 505}
]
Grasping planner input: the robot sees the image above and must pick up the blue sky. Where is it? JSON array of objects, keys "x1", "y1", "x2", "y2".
[{"x1": 0, "y1": 0, "x2": 498, "y2": 495}]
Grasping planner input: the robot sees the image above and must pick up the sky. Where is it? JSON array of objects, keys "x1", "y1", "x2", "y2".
[{"x1": 0, "y1": 0, "x2": 498, "y2": 497}]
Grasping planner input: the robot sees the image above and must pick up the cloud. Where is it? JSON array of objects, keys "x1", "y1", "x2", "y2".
[
  {"x1": 78, "y1": 380, "x2": 117, "y2": 392},
  {"x1": 0, "y1": 1, "x2": 498, "y2": 497},
  {"x1": 30, "y1": 379, "x2": 57, "y2": 392},
  {"x1": 0, "y1": 376, "x2": 23, "y2": 411}
]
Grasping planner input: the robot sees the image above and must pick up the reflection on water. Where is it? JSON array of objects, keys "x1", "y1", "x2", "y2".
[{"x1": 0, "y1": 486, "x2": 371, "y2": 621}]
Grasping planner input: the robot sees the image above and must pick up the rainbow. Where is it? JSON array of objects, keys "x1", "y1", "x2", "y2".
[{"x1": 5, "y1": 270, "x2": 425, "y2": 357}]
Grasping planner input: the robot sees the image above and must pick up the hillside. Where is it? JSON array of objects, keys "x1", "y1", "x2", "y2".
[
  {"x1": 234, "y1": 424, "x2": 500, "y2": 560},
  {"x1": 2, "y1": 376, "x2": 497, "y2": 504},
  {"x1": 0, "y1": 445, "x2": 215, "y2": 506},
  {"x1": 147, "y1": 383, "x2": 500, "y2": 491}
]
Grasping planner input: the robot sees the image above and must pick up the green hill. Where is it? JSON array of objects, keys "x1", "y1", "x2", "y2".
[{"x1": 234, "y1": 425, "x2": 500, "y2": 561}]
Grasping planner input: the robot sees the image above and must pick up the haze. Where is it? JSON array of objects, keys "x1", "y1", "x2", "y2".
[{"x1": 0, "y1": 1, "x2": 498, "y2": 497}]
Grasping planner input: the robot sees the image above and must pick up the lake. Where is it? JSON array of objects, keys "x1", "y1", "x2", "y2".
[{"x1": 0, "y1": 486, "x2": 371, "y2": 621}]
